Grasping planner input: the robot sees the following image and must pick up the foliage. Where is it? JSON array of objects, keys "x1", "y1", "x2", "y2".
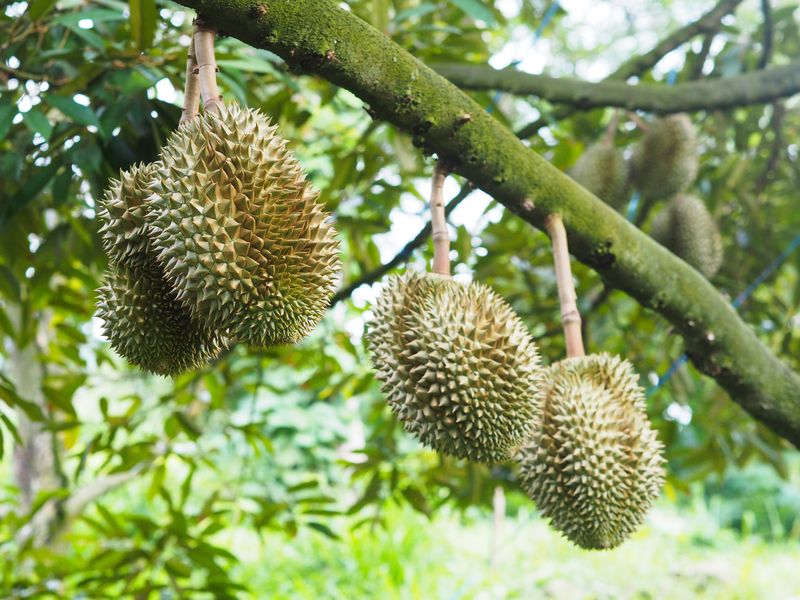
[{"x1": 0, "y1": 0, "x2": 798, "y2": 596}]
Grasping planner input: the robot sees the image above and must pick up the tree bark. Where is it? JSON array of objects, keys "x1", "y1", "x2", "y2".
[
  {"x1": 172, "y1": 0, "x2": 800, "y2": 447},
  {"x1": 8, "y1": 306, "x2": 63, "y2": 545}
]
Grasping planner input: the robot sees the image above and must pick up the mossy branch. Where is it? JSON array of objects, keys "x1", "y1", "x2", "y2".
[
  {"x1": 433, "y1": 62, "x2": 800, "y2": 113},
  {"x1": 173, "y1": 0, "x2": 800, "y2": 447}
]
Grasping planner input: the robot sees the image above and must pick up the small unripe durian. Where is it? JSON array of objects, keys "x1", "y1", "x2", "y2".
[
  {"x1": 570, "y1": 141, "x2": 630, "y2": 209},
  {"x1": 650, "y1": 194, "x2": 722, "y2": 278},
  {"x1": 630, "y1": 114, "x2": 698, "y2": 200},
  {"x1": 366, "y1": 271, "x2": 544, "y2": 463},
  {"x1": 97, "y1": 162, "x2": 161, "y2": 271},
  {"x1": 146, "y1": 103, "x2": 341, "y2": 347},
  {"x1": 517, "y1": 353, "x2": 665, "y2": 550},
  {"x1": 96, "y1": 262, "x2": 225, "y2": 376}
]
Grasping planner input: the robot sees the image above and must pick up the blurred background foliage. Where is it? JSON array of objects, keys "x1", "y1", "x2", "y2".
[{"x1": 0, "y1": 0, "x2": 799, "y2": 597}]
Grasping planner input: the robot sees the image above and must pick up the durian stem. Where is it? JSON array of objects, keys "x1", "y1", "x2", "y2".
[
  {"x1": 627, "y1": 111, "x2": 649, "y2": 132},
  {"x1": 546, "y1": 214, "x2": 585, "y2": 358},
  {"x1": 430, "y1": 164, "x2": 450, "y2": 276},
  {"x1": 193, "y1": 25, "x2": 223, "y2": 116},
  {"x1": 604, "y1": 111, "x2": 621, "y2": 143},
  {"x1": 180, "y1": 37, "x2": 200, "y2": 124}
]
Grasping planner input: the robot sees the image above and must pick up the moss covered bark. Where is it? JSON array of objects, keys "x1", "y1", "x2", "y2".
[{"x1": 175, "y1": 0, "x2": 800, "y2": 447}]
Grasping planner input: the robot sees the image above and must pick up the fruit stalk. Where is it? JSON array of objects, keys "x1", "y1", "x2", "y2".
[
  {"x1": 546, "y1": 214, "x2": 585, "y2": 358},
  {"x1": 429, "y1": 164, "x2": 450, "y2": 276},
  {"x1": 193, "y1": 24, "x2": 223, "y2": 115},
  {"x1": 180, "y1": 38, "x2": 200, "y2": 124}
]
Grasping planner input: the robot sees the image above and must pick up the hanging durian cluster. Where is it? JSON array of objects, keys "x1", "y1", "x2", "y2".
[
  {"x1": 96, "y1": 40, "x2": 340, "y2": 375},
  {"x1": 650, "y1": 194, "x2": 723, "y2": 277},
  {"x1": 517, "y1": 354, "x2": 665, "y2": 549},
  {"x1": 629, "y1": 113, "x2": 698, "y2": 201},
  {"x1": 366, "y1": 271, "x2": 543, "y2": 463},
  {"x1": 365, "y1": 166, "x2": 665, "y2": 551},
  {"x1": 569, "y1": 113, "x2": 723, "y2": 278},
  {"x1": 147, "y1": 103, "x2": 340, "y2": 347},
  {"x1": 569, "y1": 140, "x2": 629, "y2": 209}
]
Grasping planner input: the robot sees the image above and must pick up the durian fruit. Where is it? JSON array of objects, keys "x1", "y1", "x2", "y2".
[
  {"x1": 366, "y1": 271, "x2": 544, "y2": 463},
  {"x1": 517, "y1": 353, "x2": 665, "y2": 550},
  {"x1": 146, "y1": 103, "x2": 341, "y2": 347},
  {"x1": 97, "y1": 162, "x2": 161, "y2": 271},
  {"x1": 629, "y1": 113, "x2": 698, "y2": 200},
  {"x1": 96, "y1": 260, "x2": 225, "y2": 376},
  {"x1": 570, "y1": 141, "x2": 630, "y2": 209},
  {"x1": 650, "y1": 194, "x2": 723, "y2": 278}
]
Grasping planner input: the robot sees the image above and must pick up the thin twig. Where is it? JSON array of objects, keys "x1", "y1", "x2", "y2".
[
  {"x1": 180, "y1": 37, "x2": 200, "y2": 124},
  {"x1": 514, "y1": 0, "x2": 744, "y2": 139},
  {"x1": 193, "y1": 25, "x2": 223, "y2": 115},
  {"x1": 429, "y1": 165, "x2": 450, "y2": 275},
  {"x1": 757, "y1": 0, "x2": 773, "y2": 70},
  {"x1": 546, "y1": 214, "x2": 584, "y2": 358}
]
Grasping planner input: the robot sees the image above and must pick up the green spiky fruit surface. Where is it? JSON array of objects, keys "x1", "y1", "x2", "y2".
[
  {"x1": 146, "y1": 103, "x2": 341, "y2": 347},
  {"x1": 570, "y1": 141, "x2": 630, "y2": 209},
  {"x1": 97, "y1": 162, "x2": 160, "y2": 271},
  {"x1": 630, "y1": 113, "x2": 698, "y2": 200},
  {"x1": 650, "y1": 194, "x2": 723, "y2": 278},
  {"x1": 517, "y1": 353, "x2": 665, "y2": 550},
  {"x1": 366, "y1": 271, "x2": 544, "y2": 463},
  {"x1": 96, "y1": 261, "x2": 225, "y2": 376}
]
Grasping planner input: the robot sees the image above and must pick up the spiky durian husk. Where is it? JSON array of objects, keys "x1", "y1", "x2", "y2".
[
  {"x1": 650, "y1": 194, "x2": 722, "y2": 278},
  {"x1": 146, "y1": 103, "x2": 341, "y2": 347},
  {"x1": 630, "y1": 114, "x2": 698, "y2": 201},
  {"x1": 96, "y1": 261, "x2": 225, "y2": 376},
  {"x1": 366, "y1": 271, "x2": 544, "y2": 463},
  {"x1": 517, "y1": 353, "x2": 665, "y2": 550},
  {"x1": 97, "y1": 162, "x2": 160, "y2": 271},
  {"x1": 570, "y1": 141, "x2": 630, "y2": 209}
]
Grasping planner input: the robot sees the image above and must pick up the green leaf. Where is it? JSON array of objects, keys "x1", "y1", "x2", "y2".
[
  {"x1": 307, "y1": 521, "x2": 339, "y2": 540},
  {"x1": 46, "y1": 96, "x2": 103, "y2": 132},
  {"x1": 0, "y1": 265, "x2": 20, "y2": 301},
  {"x1": 0, "y1": 104, "x2": 17, "y2": 141},
  {"x1": 129, "y1": 0, "x2": 157, "y2": 51},
  {"x1": 401, "y1": 486, "x2": 432, "y2": 517},
  {"x1": 26, "y1": 0, "x2": 58, "y2": 20},
  {"x1": 448, "y1": 0, "x2": 496, "y2": 25},
  {"x1": 23, "y1": 109, "x2": 53, "y2": 140},
  {"x1": 0, "y1": 160, "x2": 61, "y2": 229}
]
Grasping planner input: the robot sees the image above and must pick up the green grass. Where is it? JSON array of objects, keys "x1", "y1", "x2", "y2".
[{"x1": 223, "y1": 497, "x2": 800, "y2": 599}]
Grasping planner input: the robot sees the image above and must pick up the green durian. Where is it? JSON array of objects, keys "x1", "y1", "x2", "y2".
[
  {"x1": 517, "y1": 353, "x2": 664, "y2": 550},
  {"x1": 650, "y1": 194, "x2": 723, "y2": 278},
  {"x1": 96, "y1": 261, "x2": 225, "y2": 376},
  {"x1": 146, "y1": 103, "x2": 341, "y2": 347},
  {"x1": 97, "y1": 162, "x2": 161, "y2": 271},
  {"x1": 366, "y1": 271, "x2": 544, "y2": 463},
  {"x1": 570, "y1": 140, "x2": 630, "y2": 209},
  {"x1": 630, "y1": 113, "x2": 698, "y2": 200}
]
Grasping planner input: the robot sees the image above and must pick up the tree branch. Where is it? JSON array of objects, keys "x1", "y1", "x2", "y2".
[
  {"x1": 433, "y1": 62, "x2": 800, "y2": 114},
  {"x1": 514, "y1": 0, "x2": 746, "y2": 138},
  {"x1": 174, "y1": 0, "x2": 800, "y2": 447},
  {"x1": 612, "y1": 0, "x2": 745, "y2": 81}
]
